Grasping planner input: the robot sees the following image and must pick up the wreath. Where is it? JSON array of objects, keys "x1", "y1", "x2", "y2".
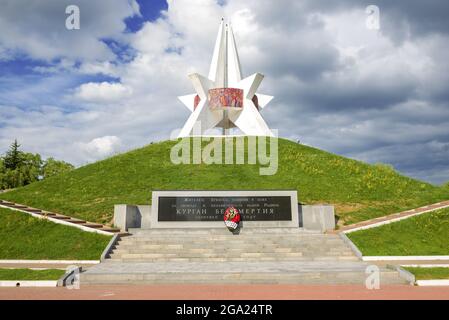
[{"x1": 224, "y1": 206, "x2": 241, "y2": 231}]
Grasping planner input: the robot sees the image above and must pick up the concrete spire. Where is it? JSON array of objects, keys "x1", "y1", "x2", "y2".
[
  {"x1": 208, "y1": 20, "x2": 226, "y2": 86},
  {"x1": 208, "y1": 21, "x2": 242, "y2": 88},
  {"x1": 226, "y1": 23, "x2": 243, "y2": 87},
  {"x1": 178, "y1": 20, "x2": 274, "y2": 138}
]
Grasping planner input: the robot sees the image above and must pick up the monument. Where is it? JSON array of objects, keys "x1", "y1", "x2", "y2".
[
  {"x1": 178, "y1": 20, "x2": 274, "y2": 137},
  {"x1": 113, "y1": 21, "x2": 335, "y2": 233},
  {"x1": 82, "y1": 20, "x2": 405, "y2": 289}
]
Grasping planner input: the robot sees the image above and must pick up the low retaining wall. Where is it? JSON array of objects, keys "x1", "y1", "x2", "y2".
[
  {"x1": 114, "y1": 204, "x2": 151, "y2": 231},
  {"x1": 100, "y1": 234, "x2": 120, "y2": 262},
  {"x1": 114, "y1": 203, "x2": 336, "y2": 232},
  {"x1": 300, "y1": 205, "x2": 335, "y2": 232}
]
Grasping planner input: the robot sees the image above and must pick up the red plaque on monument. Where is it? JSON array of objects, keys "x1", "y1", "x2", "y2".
[{"x1": 208, "y1": 88, "x2": 244, "y2": 109}]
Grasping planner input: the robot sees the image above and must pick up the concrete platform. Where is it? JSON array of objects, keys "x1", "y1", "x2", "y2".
[
  {"x1": 80, "y1": 227, "x2": 407, "y2": 285},
  {"x1": 81, "y1": 260, "x2": 405, "y2": 285}
]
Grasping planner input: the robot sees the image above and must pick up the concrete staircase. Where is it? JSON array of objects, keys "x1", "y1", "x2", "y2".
[
  {"x1": 81, "y1": 228, "x2": 406, "y2": 285},
  {"x1": 0, "y1": 200, "x2": 121, "y2": 234}
]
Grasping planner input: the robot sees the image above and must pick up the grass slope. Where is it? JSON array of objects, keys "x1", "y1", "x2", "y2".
[
  {"x1": 0, "y1": 207, "x2": 111, "y2": 260},
  {"x1": 347, "y1": 208, "x2": 449, "y2": 256},
  {"x1": 1, "y1": 138, "x2": 448, "y2": 225},
  {"x1": 0, "y1": 268, "x2": 65, "y2": 280},
  {"x1": 404, "y1": 267, "x2": 449, "y2": 280}
]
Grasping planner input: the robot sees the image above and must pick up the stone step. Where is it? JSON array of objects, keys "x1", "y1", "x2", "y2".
[
  {"x1": 128, "y1": 228, "x2": 318, "y2": 235},
  {"x1": 81, "y1": 272, "x2": 404, "y2": 285},
  {"x1": 110, "y1": 231, "x2": 358, "y2": 263},
  {"x1": 110, "y1": 247, "x2": 354, "y2": 254},
  {"x1": 52, "y1": 215, "x2": 71, "y2": 220},
  {"x1": 114, "y1": 243, "x2": 352, "y2": 250},
  {"x1": 123, "y1": 234, "x2": 338, "y2": 238},
  {"x1": 80, "y1": 261, "x2": 405, "y2": 285},
  {"x1": 7, "y1": 204, "x2": 28, "y2": 209},
  {"x1": 117, "y1": 240, "x2": 347, "y2": 249},
  {"x1": 0, "y1": 200, "x2": 123, "y2": 234},
  {"x1": 110, "y1": 248, "x2": 355, "y2": 255},
  {"x1": 42, "y1": 212, "x2": 57, "y2": 216},
  {"x1": 107, "y1": 256, "x2": 360, "y2": 262},
  {"x1": 122, "y1": 235, "x2": 341, "y2": 238},
  {"x1": 69, "y1": 219, "x2": 87, "y2": 224},
  {"x1": 22, "y1": 208, "x2": 43, "y2": 213},
  {"x1": 126, "y1": 230, "x2": 336, "y2": 235},
  {"x1": 81, "y1": 223, "x2": 104, "y2": 228},
  {"x1": 118, "y1": 239, "x2": 345, "y2": 245},
  {"x1": 120, "y1": 237, "x2": 343, "y2": 241},
  {"x1": 114, "y1": 245, "x2": 351, "y2": 252},
  {"x1": 112, "y1": 247, "x2": 354, "y2": 255},
  {"x1": 82, "y1": 229, "x2": 408, "y2": 285},
  {"x1": 100, "y1": 226, "x2": 122, "y2": 233}
]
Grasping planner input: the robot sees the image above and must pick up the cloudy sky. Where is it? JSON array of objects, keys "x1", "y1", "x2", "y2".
[{"x1": 0, "y1": 0, "x2": 448, "y2": 184}]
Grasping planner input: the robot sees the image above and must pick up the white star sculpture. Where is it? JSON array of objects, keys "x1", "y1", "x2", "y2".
[{"x1": 178, "y1": 20, "x2": 274, "y2": 137}]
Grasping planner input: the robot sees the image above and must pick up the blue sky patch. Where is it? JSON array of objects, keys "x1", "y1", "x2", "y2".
[{"x1": 125, "y1": 0, "x2": 168, "y2": 32}]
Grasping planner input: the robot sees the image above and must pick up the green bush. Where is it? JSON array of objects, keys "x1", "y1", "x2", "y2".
[{"x1": 0, "y1": 140, "x2": 73, "y2": 190}]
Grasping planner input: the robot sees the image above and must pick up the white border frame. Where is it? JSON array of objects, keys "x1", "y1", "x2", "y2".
[
  {"x1": 0, "y1": 280, "x2": 57, "y2": 287},
  {"x1": 0, "y1": 260, "x2": 99, "y2": 264},
  {"x1": 416, "y1": 280, "x2": 449, "y2": 286}
]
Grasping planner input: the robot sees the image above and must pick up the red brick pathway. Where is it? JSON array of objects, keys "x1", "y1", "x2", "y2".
[{"x1": 1, "y1": 284, "x2": 449, "y2": 300}]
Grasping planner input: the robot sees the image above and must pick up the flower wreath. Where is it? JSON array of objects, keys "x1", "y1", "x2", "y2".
[{"x1": 224, "y1": 206, "x2": 241, "y2": 231}]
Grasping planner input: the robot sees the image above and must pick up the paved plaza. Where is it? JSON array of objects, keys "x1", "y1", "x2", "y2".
[{"x1": 1, "y1": 284, "x2": 448, "y2": 300}]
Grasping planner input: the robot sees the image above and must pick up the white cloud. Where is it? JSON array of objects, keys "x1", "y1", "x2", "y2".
[
  {"x1": 0, "y1": 45, "x2": 12, "y2": 61},
  {"x1": 78, "y1": 136, "x2": 122, "y2": 160},
  {"x1": 33, "y1": 60, "x2": 120, "y2": 77},
  {"x1": 77, "y1": 61, "x2": 119, "y2": 77},
  {"x1": 1, "y1": 0, "x2": 449, "y2": 184},
  {"x1": 0, "y1": 0, "x2": 140, "y2": 62},
  {"x1": 74, "y1": 82, "x2": 132, "y2": 103}
]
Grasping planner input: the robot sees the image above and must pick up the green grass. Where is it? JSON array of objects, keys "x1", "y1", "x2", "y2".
[
  {"x1": 347, "y1": 208, "x2": 449, "y2": 256},
  {"x1": 0, "y1": 207, "x2": 111, "y2": 260},
  {"x1": 1, "y1": 138, "x2": 448, "y2": 225},
  {"x1": 404, "y1": 267, "x2": 449, "y2": 280},
  {"x1": 0, "y1": 268, "x2": 65, "y2": 280}
]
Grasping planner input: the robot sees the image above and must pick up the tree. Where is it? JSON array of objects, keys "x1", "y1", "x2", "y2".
[
  {"x1": 0, "y1": 140, "x2": 74, "y2": 190},
  {"x1": 20, "y1": 152, "x2": 43, "y2": 185},
  {"x1": 42, "y1": 158, "x2": 74, "y2": 179},
  {"x1": 0, "y1": 158, "x2": 6, "y2": 190},
  {"x1": 0, "y1": 152, "x2": 41, "y2": 189},
  {"x1": 3, "y1": 139, "x2": 24, "y2": 170}
]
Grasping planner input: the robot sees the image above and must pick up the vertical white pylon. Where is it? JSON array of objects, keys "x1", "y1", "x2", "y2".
[
  {"x1": 208, "y1": 20, "x2": 226, "y2": 86},
  {"x1": 208, "y1": 21, "x2": 243, "y2": 88},
  {"x1": 226, "y1": 24, "x2": 242, "y2": 87}
]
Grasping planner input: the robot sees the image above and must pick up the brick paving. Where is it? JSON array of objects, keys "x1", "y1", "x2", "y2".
[{"x1": 0, "y1": 284, "x2": 448, "y2": 300}]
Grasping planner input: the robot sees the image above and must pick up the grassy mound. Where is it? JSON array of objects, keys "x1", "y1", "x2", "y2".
[
  {"x1": 0, "y1": 207, "x2": 111, "y2": 260},
  {"x1": 1, "y1": 138, "x2": 448, "y2": 225},
  {"x1": 347, "y1": 208, "x2": 449, "y2": 256}
]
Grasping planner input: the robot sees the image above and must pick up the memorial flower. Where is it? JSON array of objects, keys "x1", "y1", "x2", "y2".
[{"x1": 224, "y1": 206, "x2": 241, "y2": 231}]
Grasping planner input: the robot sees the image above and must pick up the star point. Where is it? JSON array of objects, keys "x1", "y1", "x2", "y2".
[{"x1": 178, "y1": 21, "x2": 273, "y2": 137}]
